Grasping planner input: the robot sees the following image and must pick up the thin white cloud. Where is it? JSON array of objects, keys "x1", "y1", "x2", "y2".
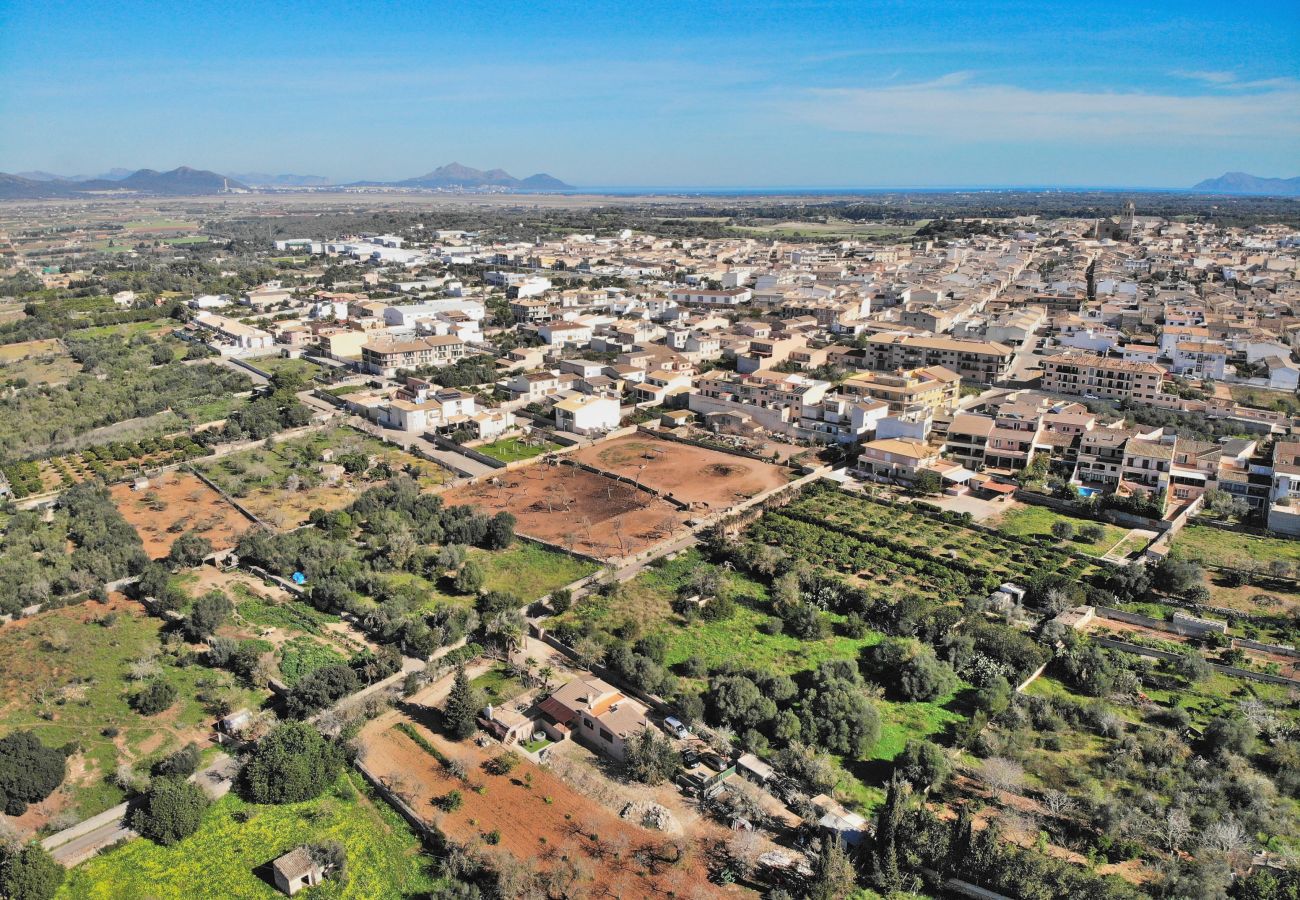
[
  {"x1": 1173, "y1": 70, "x2": 1239, "y2": 85},
  {"x1": 790, "y1": 74, "x2": 1300, "y2": 142}
]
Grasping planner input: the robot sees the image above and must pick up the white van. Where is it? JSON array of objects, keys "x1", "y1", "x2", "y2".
[{"x1": 663, "y1": 716, "x2": 690, "y2": 740}]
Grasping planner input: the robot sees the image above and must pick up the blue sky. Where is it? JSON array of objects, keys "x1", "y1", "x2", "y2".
[{"x1": 1, "y1": 0, "x2": 1297, "y2": 188}]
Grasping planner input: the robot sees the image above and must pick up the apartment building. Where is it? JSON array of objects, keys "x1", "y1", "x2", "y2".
[
  {"x1": 861, "y1": 333, "x2": 1014, "y2": 383},
  {"x1": 1041, "y1": 352, "x2": 1167, "y2": 402},
  {"x1": 851, "y1": 437, "x2": 942, "y2": 484},
  {"x1": 688, "y1": 370, "x2": 832, "y2": 438},
  {"x1": 839, "y1": 366, "x2": 961, "y2": 415},
  {"x1": 360, "y1": 335, "x2": 467, "y2": 376},
  {"x1": 1268, "y1": 441, "x2": 1300, "y2": 536},
  {"x1": 1170, "y1": 341, "x2": 1228, "y2": 380},
  {"x1": 668, "y1": 287, "x2": 753, "y2": 306}
]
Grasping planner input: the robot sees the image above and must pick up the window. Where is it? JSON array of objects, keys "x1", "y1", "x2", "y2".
[{"x1": 599, "y1": 729, "x2": 614, "y2": 742}]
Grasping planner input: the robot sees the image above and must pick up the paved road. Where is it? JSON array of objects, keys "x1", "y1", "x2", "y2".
[{"x1": 43, "y1": 752, "x2": 235, "y2": 867}]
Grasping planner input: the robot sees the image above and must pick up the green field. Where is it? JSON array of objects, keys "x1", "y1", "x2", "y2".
[
  {"x1": 410, "y1": 542, "x2": 597, "y2": 613},
  {"x1": 0, "y1": 338, "x2": 80, "y2": 385},
  {"x1": 474, "y1": 435, "x2": 562, "y2": 463},
  {"x1": 477, "y1": 540, "x2": 597, "y2": 598},
  {"x1": 277, "y1": 636, "x2": 350, "y2": 685},
  {"x1": 990, "y1": 504, "x2": 1132, "y2": 557},
  {"x1": 471, "y1": 663, "x2": 528, "y2": 703},
  {"x1": 57, "y1": 772, "x2": 439, "y2": 899},
  {"x1": 0, "y1": 601, "x2": 265, "y2": 823},
  {"x1": 1229, "y1": 384, "x2": 1299, "y2": 415},
  {"x1": 254, "y1": 356, "x2": 322, "y2": 380},
  {"x1": 1171, "y1": 523, "x2": 1300, "y2": 569},
  {"x1": 63, "y1": 320, "x2": 176, "y2": 341}
]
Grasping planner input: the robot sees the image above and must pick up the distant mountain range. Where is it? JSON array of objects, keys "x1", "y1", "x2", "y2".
[
  {"x1": 1191, "y1": 172, "x2": 1300, "y2": 196},
  {"x1": 15, "y1": 168, "x2": 134, "y2": 182},
  {"x1": 0, "y1": 167, "x2": 244, "y2": 199},
  {"x1": 386, "y1": 162, "x2": 571, "y2": 191},
  {"x1": 229, "y1": 172, "x2": 333, "y2": 187},
  {"x1": 0, "y1": 161, "x2": 573, "y2": 198}
]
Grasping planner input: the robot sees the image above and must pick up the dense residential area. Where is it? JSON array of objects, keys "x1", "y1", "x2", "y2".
[{"x1": 0, "y1": 192, "x2": 1298, "y2": 900}]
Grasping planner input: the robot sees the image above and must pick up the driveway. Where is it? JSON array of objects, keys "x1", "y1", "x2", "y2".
[{"x1": 924, "y1": 491, "x2": 1012, "y2": 522}]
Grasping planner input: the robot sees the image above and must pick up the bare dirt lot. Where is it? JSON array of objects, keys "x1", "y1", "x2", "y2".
[
  {"x1": 110, "y1": 470, "x2": 252, "y2": 559},
  {"x1": 571, "y1": 435, "x2": 792, "y2": 511},
  {"x1": 441, "y1": 462, "x2": 690, "y2": 560},
  {"x1": 360, "y1": 712, "x2": 739, "y2": 898}
]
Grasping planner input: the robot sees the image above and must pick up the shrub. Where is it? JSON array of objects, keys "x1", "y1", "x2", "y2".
[
  {"x1": 0, "y1": 732, "x2": 67, "y2": 816},
  {"x1": 131, "y1": 776, "x2": 208, "y2": 846},
  {"x1": 152, "y1": 742, "x2": 203, "y2": 778},
  {"x1": 129, "y1": 680, "x2": 178, "y2": 716},
  {"x1": 241, "y1": 722, "x2": 344, "y2": 804},
  {"x1": 0, "y1": 843, "x2": 65, "y2": 900}
]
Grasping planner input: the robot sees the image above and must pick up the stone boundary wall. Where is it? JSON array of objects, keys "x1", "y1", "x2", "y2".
[{"x1": 1092, "y1": 637, "x2": 1300, "y2": 688}]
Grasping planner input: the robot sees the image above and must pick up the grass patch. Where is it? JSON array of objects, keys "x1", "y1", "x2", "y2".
[
  {"x1": 1171, "y1": 523, "x2": 1300, "y2": 569},
  {"x1": 476, "y1": 542, "x2": 597, "y2": 600},
  {"x1": 990, "y1": 504, "x2": 1129, "y2": 557},
  {"x1": 57, "y1": 772, "x2": 439, "y2": 899},
  {"x1": 277, "y1": 636, "x2": 348, "y2": 685},
  {"x1": 236, "y1": 595, "x2": 340, "y2": 635},
  {"x1": 470, "y1": 664, "x2": 527, "y2": 704},
  {"x1": 474, "y1": 436, "x2": 561, "y2": 463},
  {"x1": 0, "y1": 601, "x2": 264, "y2": 822}
]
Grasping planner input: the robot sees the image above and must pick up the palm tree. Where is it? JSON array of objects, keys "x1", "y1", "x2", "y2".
[
  {"x1": 538, "y1": 665, "x2": 555, "y2": 690},
  {"x1": 523, "y1": 656, "x2": 538, "y2": 686}
]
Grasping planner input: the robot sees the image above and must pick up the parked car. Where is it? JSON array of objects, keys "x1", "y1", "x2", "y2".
[
  {"x1": 663, "y1": 716, "x2": 690, "y2": 739},
  {"x1": 700, "y1": 752, "x2": 729, "y2": 772},
  {"x1": 680, "y1": 747, "x2": 700, "y2": 768}
]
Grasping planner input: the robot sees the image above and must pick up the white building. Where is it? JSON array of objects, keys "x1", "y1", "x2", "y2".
[
  {"x1": 382, "y1": 300, "x2": 486, "y2": 328},
  {"x1": 554, "y1": 394, "x2": 620, "y2": 434}
]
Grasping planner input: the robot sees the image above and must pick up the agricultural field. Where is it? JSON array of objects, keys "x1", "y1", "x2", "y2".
[
  {"x1": 62, "y1": 319, "x2": 177, "y2": 341},
  {"x1": 989, "y1": 503, "x2": 1135, "y2": 558},
  {"x1": 753, "y1": 486, "x2": 1093, "y2": 604},
  {"x1": 393, "y1": 542, "x2": 597, "y2": 614},
  {"x1": 4, "y1": 434, "x2": 216, "y2": 497},
  {"x1": 551, "y1": 546, "x2": 971, "y2": 809},
  {"x1": 0, "y1": 595, "x2": 265, "y2": 835},
  {"x1": 252, "y1": 355, "x2": 324, "y2": 381},
  {"x1": 195, "y1": 425, "x2": 451, "y2": 529},
  {"x1": 473, "y1": 434, "x2": 562, "y2": 463},
  {"x1": 1229, "y1": 383, "x2": 1299, "y2": 415},
  {"x1": 441, "y1": 462, "x2": 690, "y2": 560},
  {"x1": 1171, "y1": 522, "x2": 1300, "y2": 569},
  {"x1": 57, "y1": 772, "x2": 439, "y2": 900},
  {"x1": 728, "y1": 219, "x2": 926, "y2": 240},
  {"x1": 179, "y1": 567, "x2": 372, "y2": 666},
  {"x1": 358, "y1": 713, "x2": 731, "y2": 899},
  {"x1": 0, "y1": 337, "x2": 80, "y2": 386},
  {"x1": 111, "y1": 470, "x2": 252, "y2": 559},
  {"x1": 571, "y1": 433, "x2": 792, "y2": 510}
]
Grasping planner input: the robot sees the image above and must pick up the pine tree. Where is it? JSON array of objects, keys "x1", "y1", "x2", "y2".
[
  {"x1": 442, "y1": 666, "x2": 481, "y2": 741},
  {"x1": 871, "y1": 771, "x2": 907, "y2": 893},
  {"x1": 807, "y1": 835, "x2": 857, "y2": 900},
  {"x1": 946, "y1": 804, "x2": 974, "y2": 878}
]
